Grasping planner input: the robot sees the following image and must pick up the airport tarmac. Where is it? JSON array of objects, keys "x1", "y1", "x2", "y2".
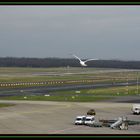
[{"x1": 0, "y1": 100, "x2": 139, "y2": 134}]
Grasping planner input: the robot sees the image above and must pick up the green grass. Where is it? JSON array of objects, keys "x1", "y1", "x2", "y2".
[
  {"x1": 0, "y1": 67, "x2": 139, "y2": 91},
  {"x1": 0, "y1": 67, "x2": 140, "y2": 102},
  {"x1": 0, "y1": 95, "x2": 112, "y2": 102},
  {"x1": 51, "y1": 85, "x2": 140, "y2": 96},
  {"x1": 86, "y1": 86, "x2": 140, "y2": 96},
  {"x1": 0, "y1": 103, "x2": 15, "y2": 108},
  {"x1": 0, "y1": 67, "x2": 139, "y2": 83},
  {"x1": 0, "y1": 84, "x2": 139, "y2": 102},
  {"x1": 1, "y1": 85, "x2": 139, "y2": 102}
]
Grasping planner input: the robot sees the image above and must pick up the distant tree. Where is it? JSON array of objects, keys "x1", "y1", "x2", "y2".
[{"x1": 0, "y1": 57, "x2": 140, "y2": 69}]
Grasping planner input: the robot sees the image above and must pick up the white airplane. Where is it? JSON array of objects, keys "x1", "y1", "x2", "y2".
[{"x1": 73, "y1": 54, "x2": 98, "y2": 67}]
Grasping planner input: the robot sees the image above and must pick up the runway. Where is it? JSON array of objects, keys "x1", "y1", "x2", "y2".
[
  {"x1": 0, "y1": 81, "x2": 139, "y2": 97},
  {"x1": 0, "y1": 100, "x2": 139, "y2": 134}
]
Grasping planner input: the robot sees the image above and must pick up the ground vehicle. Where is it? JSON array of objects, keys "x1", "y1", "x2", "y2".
[
  {"x1": 84, "y1": 116, "x2": 95, "y2": 125},
  {"x1": 132, "y1": 104, "x2": 140, "y2": 115},
  {"x1": 75, "y1": 116, "x2": 86, "y2": 125},
  {"x1": 87, "y1": 109, "x2": 96, "y2": 115}
]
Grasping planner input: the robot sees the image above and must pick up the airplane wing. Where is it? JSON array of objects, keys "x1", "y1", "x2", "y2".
[
  {"x1": 84, "y1": 59, "x2": 98, "y2": 63},
  {"x1": 73, "y1": 54, "x2": 81, "y2": 62}
]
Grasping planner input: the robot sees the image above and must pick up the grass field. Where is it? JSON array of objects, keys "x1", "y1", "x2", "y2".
[
  {"x1": 0, "y1": 85, "x2": 139, "y2": 102},
  {"x1": 50, "y1": 85, "x2": 140, "y2": 96},
  {"x1": 0, "y1": 95, "x2": 113, "y2": 102},
  {"x1": 0, "y1": 67, "x2": 140, "y2": 102},
  {"x1": 92, "y1": 86, "x2": 140, "y2": 96},
  {"x1": 0, "y1": 67, "x2": 139, "y2": 86},
  {"x1": 0, "y1": 103, "x2": 15, "y2": 108}
]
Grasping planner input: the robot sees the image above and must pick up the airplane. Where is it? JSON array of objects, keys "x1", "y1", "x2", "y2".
[{"x1": 73, "y1": 54, "x2": 98, "y2": 67}]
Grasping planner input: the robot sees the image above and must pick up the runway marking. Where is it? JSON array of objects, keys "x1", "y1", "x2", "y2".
[{"x1": 48, "y1": 125, "x2": 85, "y2": 134}]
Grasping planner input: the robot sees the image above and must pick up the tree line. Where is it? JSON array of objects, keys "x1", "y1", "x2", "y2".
[{"x1": 0, "y1": 57, "x2": 140, "y2": 69}]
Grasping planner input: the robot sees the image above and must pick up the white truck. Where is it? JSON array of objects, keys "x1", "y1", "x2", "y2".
[
  {"x1": 84, "y1": 116, "x2": 95, "y2": 125},
  {"x1": 75, "y1": 116, "x2": 86, "y2": 125},
  {"x1": 132, "y1": 104, "x2": 140, "y2": 115}
]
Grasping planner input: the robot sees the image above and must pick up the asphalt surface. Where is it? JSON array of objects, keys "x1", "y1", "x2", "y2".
[
  {"x1": 0, "y1": 100, "x2": 139, "y2": 134},
  {"x1": 0, "y1": 68, "x2": 139, "y2": 134}
]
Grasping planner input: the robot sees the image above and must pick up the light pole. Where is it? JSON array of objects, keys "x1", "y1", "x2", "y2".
[
  {"x1": 126, "y1": 76, "x2": 129, "y2": 95},
  {"x1": 137, "y1": 72, "x2": 139, "y2": 94},
  {"x1": 124, "y1": 75, "x2": 129, "y2": 95}
]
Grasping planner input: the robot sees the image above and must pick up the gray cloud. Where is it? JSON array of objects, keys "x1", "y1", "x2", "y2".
[{"x1": 0, "y1": 6, "x2": 140, "y2": 60}]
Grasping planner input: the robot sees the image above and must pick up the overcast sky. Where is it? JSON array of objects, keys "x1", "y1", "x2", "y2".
[{"x1": 0, "y1": 6, "x2": 140, "y2": 60}]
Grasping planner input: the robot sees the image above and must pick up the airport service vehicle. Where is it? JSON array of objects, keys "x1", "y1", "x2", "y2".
[
  {"x1": 110, "y1": 117, "x2": 128, "y2": 130},
  {"x1": 132, "y1": 104, "x2": 140, "y2": 115},
  {"x1": 84, "y1": 116, "x2": 95, "y2": 125},
  {"x1": 75, "y1": 116, "x2": 86, "y2": 125},
  {"x1": 87, "y1": 109, "x2": 96, "y2": 115}
]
